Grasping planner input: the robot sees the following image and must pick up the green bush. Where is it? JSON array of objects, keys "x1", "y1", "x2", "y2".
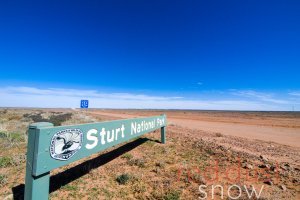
[
  {"x1": 116, "y1": 173, "x2": 131, "y2": 185},
  {"x1": 0, "y1": 156, "x2": 13, "y2": 167},
  {"x1": 121, "y1": 153, "x2": 133, "y2": 160},
  {"x1": 0, "y1": 132, "x2": 8, "y2": 138},
  {"x1": 10, "y1": 132, "x2": 25, "y2": 142},
  {"x1": 163, "y1": 190, "x2": 180, "y2": 200},
  {"x1": 0, "y1": 132, "x2": 24, "y2": 142}
]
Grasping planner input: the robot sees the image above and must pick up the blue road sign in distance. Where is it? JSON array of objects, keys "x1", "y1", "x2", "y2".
[{"x1": 80, "y1": 100, "x2": 89, "y2": 108}]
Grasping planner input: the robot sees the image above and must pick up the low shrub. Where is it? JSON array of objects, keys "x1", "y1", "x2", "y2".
[
  {"x1": 163, "y1": 190, "x2": 180, "y2": 200},
  {"x1": 49, "y1": 113, "x2": 73, "y2": 126},
  {"x1": 121, "y1": 153, "x2": 133, "y2": 160},
  {"x1": 128, "y1": 158, "x2": 145, "y2": 168},
  {"x1": 0, "y1": 132, "x2": 8, "y2": 138},
  {"x1": 10, "y1": 132, "x2": 25, "y2": 142},
  {"x1": 0, "y1": 174, "x2": 8, "y2": 186},
  {"x1": 0, "y1": 156, "x2": 13, "y2": 167},
  {"x1": 24, "y1": 113, "x2": 73, "y2": 126},
  {"x1": 116, "y1": 173, "x2": 131, "y2": 185},
  {"x1": 215, "y1": 132, "x2": 223, "y2": 137}
]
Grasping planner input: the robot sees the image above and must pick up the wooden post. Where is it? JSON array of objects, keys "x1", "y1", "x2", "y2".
[{"x1": 25, "y1": 122, "x2": 53, "y2": 200}]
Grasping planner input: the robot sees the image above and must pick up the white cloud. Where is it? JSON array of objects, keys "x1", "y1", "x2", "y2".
[
  {"x1": 0, "y1": 86, "x2": 298, "y2": 111},
  {"x1": 231, "y1": 90, "x2": 290, "y2": 104},
  {"x1": 1, "y1": 86, "x2": 182, "y2": 101},
  {"x1": 289, "y1": 91, "x2": 300, "y2": 97}
]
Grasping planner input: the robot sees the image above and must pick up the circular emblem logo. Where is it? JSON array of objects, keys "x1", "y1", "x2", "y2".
[{"x1": 50, "y1": 129, "x2": 83, "y2": 161}]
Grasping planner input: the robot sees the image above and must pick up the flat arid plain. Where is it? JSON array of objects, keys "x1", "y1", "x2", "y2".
[{"x1": 0, "y1": 108, "x2": 299, "y2": 199}]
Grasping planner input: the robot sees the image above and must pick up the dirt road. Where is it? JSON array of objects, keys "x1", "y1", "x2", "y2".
[{"x1": 88, "y1": 110, "x2": 300, "y2": 148}]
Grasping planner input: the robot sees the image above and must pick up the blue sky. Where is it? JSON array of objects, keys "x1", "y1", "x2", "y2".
[{"x1": 0, "y1": 1, "x2": 299, "y2": 110}]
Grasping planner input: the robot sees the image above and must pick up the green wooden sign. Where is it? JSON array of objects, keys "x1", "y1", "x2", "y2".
[{"x1": 25, "y1": 114, "x2": 167, "y2": 200}]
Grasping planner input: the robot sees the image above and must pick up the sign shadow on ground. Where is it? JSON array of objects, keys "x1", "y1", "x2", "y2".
[{"x1": 12, "y1": 137, "x2": 159, "y2": 200}]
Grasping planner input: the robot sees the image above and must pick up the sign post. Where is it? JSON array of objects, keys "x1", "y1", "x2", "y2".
[
  {"x1": 24, "y1": 115, "x2": 166, "y2": 200},
  {"x1": 25, "y1": 122, "x2": 54, "y2": 200}
]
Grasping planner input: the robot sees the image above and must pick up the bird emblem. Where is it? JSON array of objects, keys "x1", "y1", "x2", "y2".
[{"x1": 55, "y1": 131, "x2": 81, "y2": 154}]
